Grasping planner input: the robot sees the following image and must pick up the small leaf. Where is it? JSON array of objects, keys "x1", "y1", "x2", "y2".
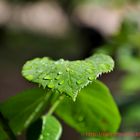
[
  {"x1": 0, "y1": 88, "x2": 49, "y2": 136},
  {"x1": 22, "y1": 54, "x2": 114, "y2": 101},
  {"x1": 55, "y1": 81, "x2": 121, "y2": 133},
  {"x1": 38, "y1": 115, "x2": 62, "y2": 140}
]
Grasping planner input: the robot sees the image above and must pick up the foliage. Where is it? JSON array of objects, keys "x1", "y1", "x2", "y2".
[
  {"x1": 22, "y1": 54, "x2": 114, "y2": 101},
  {"x1": 2, "y1": 0, "x2": 140, "y2": 139},
  {"x1": 55, "y1": 81, "x2": 121, "y2": 133},
  {"x1": 38, "y1": 115, "x2": 62, "y2": 140},
  {"x1": 0, "y1": 88, "x2": 49, "y2": 139},
  {"x1": 0, "y1": 52, "x2": 121, "y2": 140}
]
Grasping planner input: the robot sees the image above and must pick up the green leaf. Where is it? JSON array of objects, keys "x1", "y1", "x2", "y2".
[
  {"x1": 55, "y1": 80, "x2": 121, "y2": 133},
  {"x1": 0, "y1": 125, "x2": 8, "y2": 140},
  {"x1": 38, "y1": 115, "x2": 62, "y2": 140},
  {"x1": 0, "y1": 88, "x2": 49, "y2": 136},
  {"x1": 22, "y1": 54, "x2": 114, "y2": 101}
]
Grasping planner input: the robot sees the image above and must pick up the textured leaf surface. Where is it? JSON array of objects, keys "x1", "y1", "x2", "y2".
[
  {"x1": 0, "y1": 88, "x2": 49, "y2": 137},
  {"x1": 38, "y1": 115, "x2": 62, "y2": 140},
  {"x1": 22, "y1": 54, "x2": 114, "y2": 101},
  {"x1": 55, "y1": 81, "x2": 121, "y2": 133}
]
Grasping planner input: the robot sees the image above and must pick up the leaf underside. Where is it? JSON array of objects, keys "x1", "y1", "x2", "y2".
[{"x1": 22, "y1": 54, "x2": 114, "y2": 101}]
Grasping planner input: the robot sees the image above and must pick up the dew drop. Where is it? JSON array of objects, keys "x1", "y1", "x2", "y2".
[
  {"x1": 48, "y1": 83, "x2": 54, "y2": 88},
  {"x1": 44, "y1": 75, "x2": 51, "y2": 80},
  {"x1": 66, "y1": 68, "x2": 70, "y2": 72},
  {"x1": 88, "y1": 77, "x2": 93, "y2": 80},
  {"x1": 59, "y1": 80, "x2": 64, "y2": 85},
  {"x1": 58, "y1": 72, "x2": 62, "y2": 75},
  {"x1": 39, "y1": 135, "x2": 43, "y2": 140},
  {"x1": 76, "y1": 80, "x2": 82, "y2": 84},
  {"x1": 55, "y1": 76, "x2": 60, "y2": 80}
]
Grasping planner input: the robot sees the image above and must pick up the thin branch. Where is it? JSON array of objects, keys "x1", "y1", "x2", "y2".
[{"x1": 47, "y1": 95, "x2": 64, "y2": 116}]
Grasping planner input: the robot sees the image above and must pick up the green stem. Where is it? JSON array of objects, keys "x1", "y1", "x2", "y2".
[
  {"x1": 24, "y1": 90, "x2": 51, "y2": 128},
  {"x1": 0, "y1": 112, "x2": 17, "y2": 140},
  {"x1": 47, "y1": 95, "x2": 64, "y2": 116}
]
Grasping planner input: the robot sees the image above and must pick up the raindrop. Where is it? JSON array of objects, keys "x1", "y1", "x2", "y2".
[
  {"x1": 58, "y1": 72, "x2": 62, "y2": 75},
  {"x1": 55, "y1": 76, "x2": 60, "y2": 80},
  {"x1": 88, "y1": 77, "x2": 93, "y2": 80},
  {"x1": 44, "y1": 75, "x2": 51, "y2": 80},
  {"x1": 39, "y1": 135, "x2": 43, "y2": 140},
  {"x1": 76, "y1": 80, "x2": 82, "y2": 84},
  {"x1": 59, "y1": 81, "x2": 64, "y2": 85},
  {"x1": 66, "y1": 68, "x2": 70, "y2": 72},
  {"x1": 48, "y1": 83, "x2": 54, "y2": 88}
]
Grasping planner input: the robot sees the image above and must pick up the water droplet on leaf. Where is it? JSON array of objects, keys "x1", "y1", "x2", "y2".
[
  {"x1": 44, "y1": 75, "x2": 51, "y2": 80},
  {"x1": 88, "y1": 77, "x2": 93, "y2": 80},
  {"x1": 58, "y1": 72, "x2": 62, "y2": 75},
  {"x1": 40, "y1": 135, "x2": 43, "y2": 140},
  {"x1": 77, "y1": 80, "x2": 82, "y2": 84},
  {"x1": 59, "y1": 81, "x2": 64, "y2": 85},
  {"x1": 55, "y1": 76, "x2": 60, "y2": 80},
  {"x1": 48, "y1": 83, "x2": 54, "y2": 88},
  {"x1": 66, "y1": 68, "x2": 70, "y2": 72}
]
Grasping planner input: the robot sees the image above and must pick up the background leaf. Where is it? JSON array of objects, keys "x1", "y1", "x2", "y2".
[
  {"x1": 0, "y1": 88, "x2": 50, "y2": 138},
  {"x1": 121, "y1": 74, "x2": 140, "y2": 94},
  {"x1": 55, "y1": 81, "x2": 121, "y2": 134},
  {"x1": 122, "y1": 103, "x2": 140, "y2": 131},
  {"x1": 22, "y1": 54, "x2": 114, "y2": 101}
]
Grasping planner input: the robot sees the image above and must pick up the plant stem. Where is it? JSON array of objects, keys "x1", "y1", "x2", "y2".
[
  {"x1": 47, "y1": 95, "x2": 64, "y2": 116},
  {"x1": 24, "y1": 90, "x2": 52, "y2": 128},
  {"x1": 0, "y1": 112, "x2": 17, "y2": 140}
]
